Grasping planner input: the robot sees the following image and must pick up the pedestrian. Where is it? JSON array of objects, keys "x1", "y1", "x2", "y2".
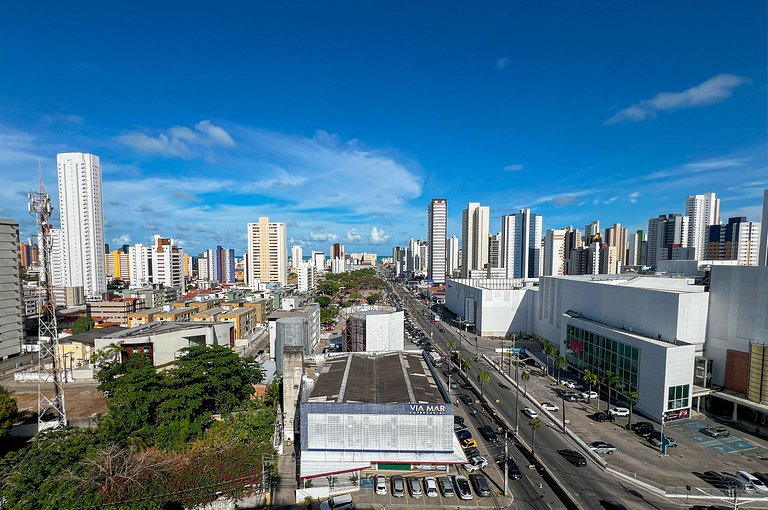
[{"x1": 291, "y1": 451, "x2": 296, "y2": 462}]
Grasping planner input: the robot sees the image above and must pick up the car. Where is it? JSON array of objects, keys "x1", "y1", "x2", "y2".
[
  {"x1": 608, "y1": 407, "x2": 629, "y2": 417},
  {"x1": 582, "y1": 390, "x2": 599, "y2": 400},
  {"x1": 469, "y1": 473, "x2": 492, "y2": 497},
  {"x1": 454, "y1": 415, "x2": 465, "y2": 425},
  {"x1": 455, "y1": 475, "x2": 474, "y2": 500},
  {"x1": 593, "y1": 411, "x2": 615, "y2": 422},
  {"x1": 424, "y1": 477, "x2": 438, "y2": 497},
  {"x1": 522, "y1": 407, "x2": 538, "y2": 419},
  {"x1": 541, "y1": 402, "x2": 559, "y2": 412},
  {"x1": 648, "y1": 431, "x2": 677, "y2": 448},
  {"x1": 461, "y1": 438, "x2": 478, "y2": 449},
  {"x1": 320, "y1": 493, "x2": 354, "y2": 510},
  {"x1": 391, "y1": 475, "x2": 405, "y2": 497},
  {"x1": 598, "y1": 501, "x2": 629, "y2": 510},
  {"x1": 464, "y1": 455, "x2": 488, "y2": 472},
  {"x1": 632, "y1": 421, "x2": 656, "y2": 437},
  {"x1": 564, "y1": 391, "x2": 587, "y2": 402},
  {"x1": 721, "y1": 473, "x2": 754, "y2": 492},
  {"x1": 439, "y1": 327, "x2": 446, "y2": 333},
  {"x1": 450, "y1": 380, "x2": 458, "y2": 389},
  {"x1": 437, "y1": 476, "x2": 455, "y2": 497},
  {"x1": 479, "y1": 424, "x2": 498, "y2": 442},
  {"x1": 501, "y1": 458, "x2": 522, "y2": 479},
  {"x1": 463, "y1": 446, "x2": 480, "y2": 459},
  {"x1": 406, "y1": 476, "x2": 422, "y2": 497},
  {"x1": 456, "y1": 429, "x2": 472, "y2": 441},
  {"x1": 460, "y1": 394, "x2": 475, "y2": 405},
  {"x1": 561, "y1": 379, "x2": 577, "y2": 389},
  {"x1": 454, "y1": 422, "x2": 467, "y2": 431},
  {"x1": 558, "y1": 449, "x2": 587, "y2": 466},
  {"x1": 589, "y1": 441, "x2": 618, "y2": 454},
  {"x1": 702, "y1": 426, "x2": 730, "y2": 438},
  {"x1": 737, "y1": 471, "x2": 767, "y2": 493},
  {"x1": 375, "y1": 475, "x2": 387, "y2": 495}
]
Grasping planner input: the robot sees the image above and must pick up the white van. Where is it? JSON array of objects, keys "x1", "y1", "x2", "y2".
[{"x1": 320, "y1": 493, "x2": 354, "y2": 510}]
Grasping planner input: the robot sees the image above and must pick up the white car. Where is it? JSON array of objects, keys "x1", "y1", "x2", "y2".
[
  {"x1": 522, "y1": 407, "x2": 538, "y2": 419},
  {"x1": 375, "y1": 474, "x2": 387, "y2": 495},
  {"x1": 737, "y1": 471, "x2": 767, "y2": 493},
  {"x1": 424, "y1": 477, "x2": 438, "y2": 498},
  {"x1": 464, "y1": 455, "x2": 488, "y2": 472},
  {"x1": 561, "y1": 380, "x2": 576, "y2": 389},
  {"x1": 541, "y1": 402, "x2": 559, "y2": 412},
  {"x1": 608, "y1": 407, "x2": 629, "y2": 417},
  {"x1": 582, "y1": 390, "x2": 598, "y2": 400}
]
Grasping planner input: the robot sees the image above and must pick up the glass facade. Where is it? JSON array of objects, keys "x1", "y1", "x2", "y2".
[
  {"x1": 565, "y1": 325, "x2": 640, "y2": 396},
  {"x1": 667, "y1": 384, "x2": 690, "y2": 410}
]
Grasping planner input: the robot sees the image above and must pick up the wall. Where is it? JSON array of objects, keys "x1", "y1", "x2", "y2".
[
  {"x1": 444, "y1": 279, "x2": 533, "y2": 337},
  {"x1": 365, "y1": 311, "x2": 404, "y2": 351}
]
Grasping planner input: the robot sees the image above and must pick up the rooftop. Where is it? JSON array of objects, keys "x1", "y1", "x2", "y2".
[
  {"x1": 550, "y1": 274, "x2": 706, "y2": 294},
  {"x1": 308, "y1": 351, "x2": 444, "y2": 404},
  {"x1": 101, "y1": 321, "x2": 229, "y2": 339}
]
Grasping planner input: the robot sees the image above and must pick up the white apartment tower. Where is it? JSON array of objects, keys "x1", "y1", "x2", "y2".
[
  {"x1": 647, "y1": 214, "x2": 689, "y2": 267},
  {"x1": 686, "y1": 192, "x2": 720, "y2": 260},
  {"x1": 0, "y1": 218, "x2": 22, "y2": 360},
  {"x1": 291, "y1": 245, "x2": 303, "y2": 270},
  {"x1": 151, "y1": 236, "x2": 184, "y2": 288},
  {"x1": 428, "y1": 198, "x2": 447, "y2": 283},
  {"x1": 604, "y1": 223, "x2": 628, "y2": 266},
  {"x1": 246, "y1": 217, "x2": 287, "y2": 287},
  {"x1": 446, "y1": 235, "x2": 459, "y2": 277},
  {"x1": 56, "y1": 152, "x2": 106, "y2": 297},
  {"x1": 129, "y1": 243, "x2": 152, "y2": 288},
  {"x1": 543, "y1": 229, "x2": 567, "y2": 276},
  {"x1": 461, "y1": 202, "x2": 490, "y2": 277},
  {"x1": 501, "y1": 209, "x2": 543, "y2": 278},
  {"x1": 297, "y1": 262, "x2": 316, "y2": 292},
  {"x1": 760, "y1": 189, "x2": 768, "y2": 266}
]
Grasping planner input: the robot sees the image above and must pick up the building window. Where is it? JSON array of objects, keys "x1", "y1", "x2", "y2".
[
  {"x1": 667, "y1": 384, "x2": 690, "y2": 410},
  {"x1": 565, "y1": 324, "x2": 640, "y2": 396}
]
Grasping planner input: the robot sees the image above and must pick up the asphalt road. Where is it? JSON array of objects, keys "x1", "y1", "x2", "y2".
[{"x1": 388, "y1": 281, "x2": 691, "y2": 510}]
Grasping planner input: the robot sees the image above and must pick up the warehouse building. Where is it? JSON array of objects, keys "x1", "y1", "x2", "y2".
[{"x1": 298, "y1": 351, "x2": 466, "y2": 484}]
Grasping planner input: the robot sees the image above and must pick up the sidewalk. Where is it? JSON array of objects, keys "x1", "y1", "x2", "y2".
[{"x1": 274, "y1": 441, "x2": 298, "y2": 507}]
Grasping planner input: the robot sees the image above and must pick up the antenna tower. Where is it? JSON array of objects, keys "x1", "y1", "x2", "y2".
[{"x1": 28, "y1": 173, "x2": 67, "y2": 432}]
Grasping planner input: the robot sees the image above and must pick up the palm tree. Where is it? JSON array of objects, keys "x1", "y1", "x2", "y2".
[
  {"x1": 626, "y1": 390, "x2": 638, "y2": 429},
  {"x1": 90, "y1": 342, "x2": 123, "y2": 367},
  {"x1": 463, "y1": 358, "x2": 473, "y2": 373},
  {"x1": 530, "y1": 418, "x2": 542, "y2": 456},
  {"x1": 584, "y1": 369, "x2": 598, "y2": 405},
  {"x1": 521, "y1": 370, "x2": 531, "y2": 396},
  {"x1": 542, "y1": 340, "x2": 557, "y2": 378},
  {"x1": 555, "y1": 355, "x2": 568, "y2": 384},
  {"x1": 478, "y1": 369, "x2": 491, "y2": 398},
  {"x1": 604, "y1": 371, "x2": 621, "y2": 411}
]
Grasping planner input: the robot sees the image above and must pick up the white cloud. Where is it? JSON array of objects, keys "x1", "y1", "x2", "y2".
[
  {"x1": 628, "y1": 192, "x2": 640, "y2": 204},
  {"x1": 111, "y1": 234, "x2": 131, "y2": 245},
  {"x1": 684, "y1": 157, "x2": 748, "y2": 171},
  {"x1": 309, "y1": 232, "x2": 338, "y2": 242},
  {"x1": 503, "y1": 164, "x2": 524, "y2": 172},
  {"x1": 116, "y1": 120, "x2": 235, "y2": 157},
  {"x1": 346, "y1": 229, "x2": 362, "y2": 242},
  {"x1": 607, "y1": 74, "x2": 748, "y2": 124},
  {"x1": 368, "y1": 227, "x2": 389, "y2": 244}
]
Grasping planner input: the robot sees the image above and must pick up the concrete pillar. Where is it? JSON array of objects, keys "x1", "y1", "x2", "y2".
[{"x1": 732, "y1": 402, "x2": 738, "y2": 421}]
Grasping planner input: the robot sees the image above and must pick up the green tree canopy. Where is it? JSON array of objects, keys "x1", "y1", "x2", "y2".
[
  {"x1": 72, "y1": 316, "x2": 95, "y2": 334},
  {"x1": 0, "y1": 386, "x2": 17, "y2": 440},
  {"x1": 315, "y1": 295, "x2": 332, "y2": 308}
]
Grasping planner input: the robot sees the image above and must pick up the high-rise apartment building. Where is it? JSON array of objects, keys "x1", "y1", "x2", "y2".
[
  {"x1": 427, "y1": 198, "x2": 447, "y2": 283},
  {"x1": 584, "y1": 220, "x2": 601, "y2": 244},
  {"x1": 604, "y1": 223, "x2": 628, "y2": 266},
  {"x1": 129, "y1": 243, "x2": 152, "y2": 288},
  {"x1": 291, "y1": 245, "x2": 303, "y2": 269},
  {"x1": 647, "y1": 214, "x2": 689, "y2": 267},
  {"x1": 331, "y1": 243, "x2": 345, "y2": 261},
  {"x1": 246, "y1": 217, "x2": 287, "y2": 287},
  {"x1": 106, "y1": 249, "x2": 131, "y2": 284},
  {"x1": 543, "y1": 229, "x2": 567, "y2": 276},
  {"x1": 488, "y1": 233, "x2": 501, "y2": 268},
  {"x1": 501, "y1": 209, "x2": 543, "y2": 278},
  {"x1": 599, "y1": 244, "x2": 620, "y2": 274},
  {"x1": 760, "y1": 190, "x2": 768, "y2": 266},
  {"x1": 461, "y1": 203, "x2": 490, "y2": 277},
  {"x1": 446, "y1": 236, "x2": 459, "y2": 277},
  {"x1": 297, "y1": 262, "x2": 316, "y2": 292},
  {"x1": 0, "y1": 218, "x2": 22, "y2": 360},
  {"x1": 686, "y1": 192, "x2": 720, "y2": 260},
  {"x1": 627, "y1": 230, "x2": 646, "y2": 266},
  {"x1": 311, "y1": 251, "x2": 326, "y2": 272},
  {"x1": 707, "y1": 217, "x2": 762, "y2": 266},
  {"x1": 56, "y1": 152, "x2": 106, "y2": 297},
  {"x1": 151, "y1": 235, "x2": 185, "y2": 288}
]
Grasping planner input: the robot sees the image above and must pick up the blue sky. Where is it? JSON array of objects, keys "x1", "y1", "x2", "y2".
[{"x1": 1, "y1": 1, "x2": 765, "y2": 255}]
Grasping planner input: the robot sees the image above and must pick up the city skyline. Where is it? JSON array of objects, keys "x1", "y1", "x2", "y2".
[{"x1": 0, "y1": 3, "x2": 765, "y2": 254}]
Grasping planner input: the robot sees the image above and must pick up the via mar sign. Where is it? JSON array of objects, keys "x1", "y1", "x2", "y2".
[{"x1": 409, "y1": 404, "x2": 448, "y2": 415}]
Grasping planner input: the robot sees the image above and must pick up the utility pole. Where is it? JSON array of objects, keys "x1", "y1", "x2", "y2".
[
  {"x1": 29, "y1": 179, "x2": 67, "y2": 433},
  {"x1": 503, "y1": 429, "x2": 509, "y2": 496},
  {"x1": 514, "y1": 362, "x2": 520, "y2": 436}
]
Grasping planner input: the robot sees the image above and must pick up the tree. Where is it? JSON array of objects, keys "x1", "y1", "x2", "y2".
[
  {"x1": 584, "y1": 369, "x2": 599, "y2": 405},
  {"x1": 0, "y1": 386, "x2": 17, "y2": 440},
  {"x1": 72, "y1": 316, "x2": 95, "y2": 334},
  {"x1": 317, "y1": 281, "x2": 340, "y2": 296},
  {"x1": 626, "y1": 390, "x2": 638, "y2": 430},
  {"x1": 366, "y1": 292, "x2": 383, "y2": 305},
  {"x1": 555, "y1": 355, "x2": 568, "y2": 384},
  {"x1": 320, "y1": 306, "x2": 337, "y2": 324},
  {"x1": 530, "y1": 418, "x2": 542, "y2": 456},
  {"x1": 315, "y1": 295, "x2": 332, "y2": 308},
  {"x1": 542, "y1": 340, "x2": 557, "y2": 378},
  {"x1": 604, "y1": 371, "x2": 621, "y2": 412},
  {"x1": 462, "y1": 358, "x2": 473, "y2": 373},
  {"x1": 477, "y1": 369, "x2": 490, "y2": 398},
  {"x1": 349, "y1": 291, "x2": 363, "y2": 302},
  {"x1": 521, "y1": 370, "x2": 531, "y2": 396},
  {"x1": 90, "y1": 342, "x2": 123, "y2": 367}
]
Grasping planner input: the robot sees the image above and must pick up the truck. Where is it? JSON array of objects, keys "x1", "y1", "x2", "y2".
[{"x1": 428, "y1": 351, "x2": 442, "y2": 367}]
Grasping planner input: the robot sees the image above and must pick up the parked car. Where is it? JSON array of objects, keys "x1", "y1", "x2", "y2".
[
  {"x1": 460, "y1": 394, "x2": 475, "y2": 405},
  {"x1": 737, "y1": 471, "x2": 767, "y2": 493},
  {"x1": 702, "y1": 426, "x2": 730, "y2": 438},
  {"x1": 558, "y1": 449, "x2": 587, "y2": 466},
  {"x1": 522, "y1": 407, "x2": 538, "y2": 419},
  {"x1": 632, "y1": 421, "x2": 656, "y2": 437},
  {"x1": 500, "y1": 458, "x2": 522, "y2": 479},
  {"x1": 424, "y1": 477, "x2": 438, "y2": 498},
  {"x1": 608, "y1": 407, "x2": 629, "y2": 417},
  {"x1": 561, "y1": 379, "x2": 577, "y2": 389},
  {"x1": 588, "y1": 441, "x2": 617, "y2": 454},
  {"x1": 721, "y1": 473, "x2": 754, "y2": 492},
  {"x1": 464, "y1": 455, "x2": 488, "y2": 472},
  {"x1": 456, "y1": 429, "x2": 472, "y2": 442},
  {"x1": 391, "y1": 475, "x2": 405, "y2": 497},
  {"x1": 455, "y1": 475, "x2": 474, "y2": 500},
  {"x1": 406, "y1": 476, "x2": 422, "y2": 497},
  {"x1": 320, "y1": 493, "x2": 354, "y2": 510},
  {"x1": 541, "y1": 402, "x2": 559, "y2": 412},
  {"x1": 564, "y1": 391, "x2": 587, "y2": 403},
  {"x1": 582, "y1": 390, "x2": 599, "y2": 400},
  {"x1": 461, "y1": 438, "x2": 478, "y2": 449},
  {"x1": 437, "y1": 476, "x2": 454, "y2": 497},
  {"x1": 479, "y1": 424, "x2": 498, "y2": 442},
  {"x1": 648, "y1": 432, "x2": 677, "y2": 448},
  {"x1": 469, "y1": 473, "x2": 492, "y2": 497},
  {"x1": 463, "y1": 446, "x2": 480, "y2": 459},
  {"x1": 593, "y1": 411, "x2": 615, "y2": 422},
  {"x1": 454, "y1": 415, "x2": 465, "y2": 425},
  {"x1": 375, "y1": 475, "x2": 387, "y2": 495},
  {"x1": 454, "y1": 422, "x2": 467, "y2": 432}
]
